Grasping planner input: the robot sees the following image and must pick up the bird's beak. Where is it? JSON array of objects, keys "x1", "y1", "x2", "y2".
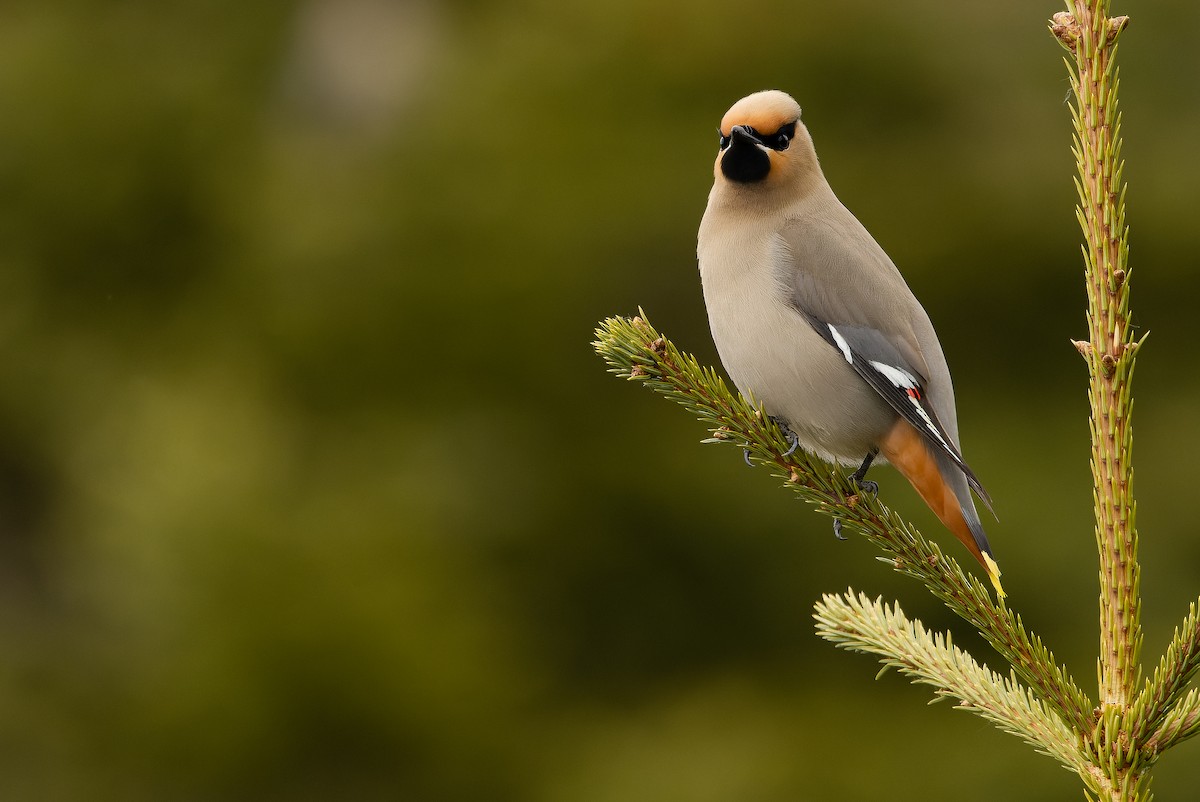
[{"x1": 730, "y1": 125, "x2": 763, "y2": 148}]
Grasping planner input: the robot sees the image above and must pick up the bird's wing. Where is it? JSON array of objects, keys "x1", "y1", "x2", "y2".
[{"x1": 778, "y1": 215, "x2": 993, "y2": 512}]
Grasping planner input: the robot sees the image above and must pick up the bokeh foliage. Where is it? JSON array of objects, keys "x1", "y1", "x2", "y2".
[{"x1": 2, "y1": 0, "x2": 1200, "y2": 799}]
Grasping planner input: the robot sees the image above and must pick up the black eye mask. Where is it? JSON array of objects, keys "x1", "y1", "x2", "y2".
[{"x1": 718, "y1": 121, "x2": 796, "y2": 152}]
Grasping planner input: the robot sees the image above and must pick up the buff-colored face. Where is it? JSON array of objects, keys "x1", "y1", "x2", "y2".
[{"x1": 715, "y1": 90, "x2": 808, "y2": 186}]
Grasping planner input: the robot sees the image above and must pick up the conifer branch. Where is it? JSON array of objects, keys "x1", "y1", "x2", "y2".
[
  {"x1": 593, "y1": 314, "x2": 1093, "y2": 732},
  {"x1": 814, "y1": 591, "x2": 1086, "y2": 774},
  {"x1": 1053, "y1": 0, "x2": 1140, "y2": 714},
  {"x1": 1131, "y1": 599, "x2": 1200, "y2": 743},
  {"x1": 1053, "y1": 3, "x2": 1148, "y2": 799},
  {"x1": 1145, "y1": 690, "x2": 1200, "y2": 754}
]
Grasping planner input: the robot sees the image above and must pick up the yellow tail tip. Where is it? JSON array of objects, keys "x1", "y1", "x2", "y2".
[{"x1": 982, "y1": 553, "x2": 1005, "y2": 599}]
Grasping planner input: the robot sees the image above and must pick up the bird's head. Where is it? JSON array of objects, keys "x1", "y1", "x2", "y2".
[{"x1": 715, "y1": 90, "x2": 817, "y2": 189}]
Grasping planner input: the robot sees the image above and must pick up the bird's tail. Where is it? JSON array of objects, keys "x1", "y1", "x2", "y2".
[{"x1": 879, "y1": 419, "x2": 1004, "y2": 598}]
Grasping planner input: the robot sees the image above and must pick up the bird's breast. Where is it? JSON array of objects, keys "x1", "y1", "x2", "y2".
[{"x1": 697, "y1": 223, "x2": 894, "y2": 465}]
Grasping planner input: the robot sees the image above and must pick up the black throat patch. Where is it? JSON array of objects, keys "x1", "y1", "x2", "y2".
[{"x1": 720, "y1": 140, "x2": 770, "y2": 183}]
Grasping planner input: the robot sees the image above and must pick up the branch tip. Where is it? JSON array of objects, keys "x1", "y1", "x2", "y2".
[
  {"x1": 1050, "y1": 12, "x2": 1081, "y2": 52},
  {"x1": 1049, "y1": 11, "x2": 1130, "y2": 52},
  {"x1": 1107, "y1": 16, "x2": 1130, "y2": 46}
]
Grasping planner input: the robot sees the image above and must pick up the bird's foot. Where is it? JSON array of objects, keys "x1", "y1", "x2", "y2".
[
  {"x1": 743, "y1": 448, "x2": 754, "y2": 467},
  {"x1": 768, "y1": 415, "x2": 801, "y2": 457},
  {"x1": 849, "y1": 449, "x2": 880, "y2": 499},
  {"x1": 854, "y1": 478, "x2": 879, "y2": 498}
]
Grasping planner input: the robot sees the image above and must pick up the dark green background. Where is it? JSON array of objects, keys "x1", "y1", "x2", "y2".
[{"x1": 2, "y1": 1, "x2": 1199, "y2": 798}]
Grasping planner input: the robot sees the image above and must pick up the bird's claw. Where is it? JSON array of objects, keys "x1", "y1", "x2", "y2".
[
  {"x1": 833, "y1": 518, "x2": 848, "y2": 541},
  {"x1": 743, "y1": 448, "x2": 754, "y2": 467},
  {"x1": 848, "y1": 449, "x2": 880, "y2": 499},
  {"x1": 769, "y1": 416, "x2": 801, "y2": 458},
  {"x1": 855, "y1": 478, "x2": 879, "y2": 499}
]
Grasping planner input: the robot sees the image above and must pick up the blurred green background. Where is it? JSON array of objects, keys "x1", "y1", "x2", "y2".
[{"x1": 2, "y1": 0, "x2": 1199, "y2": 799}]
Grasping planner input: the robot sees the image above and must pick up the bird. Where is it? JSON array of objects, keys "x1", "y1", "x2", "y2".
[{"x1": 697, "y1": 89, "x2": 1003, "y2": 596}]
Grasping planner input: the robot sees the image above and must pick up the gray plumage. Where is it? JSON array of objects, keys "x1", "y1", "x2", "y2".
[{"x1": 697, "y1": 90, "x2": 999, "y2": 589}]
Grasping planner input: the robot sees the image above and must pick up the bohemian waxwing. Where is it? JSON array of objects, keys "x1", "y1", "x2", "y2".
[{"x1": 697, "y1": 89, "x2": 1002, "y2": 595}]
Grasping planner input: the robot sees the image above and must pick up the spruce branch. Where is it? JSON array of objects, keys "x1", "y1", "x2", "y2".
[
  {"x1": 1145, "y1": 690, "x2": 1200, "y2": 754},
  {"x1": 1052, "y1": 0, "x2": 1141, "y2": 713},
  {"x1": 814, "y1": 590, "x2": 1086, "y2": 774},
  {"x1": 1129, "y1": 599, "x2": 1200, "y2": 744},
  {"x1": 1053, "y1": 3, "x2": 1151, "y2": 800},
  {"x1": 593, "y1": 313, "x2": 1092, "y2": 732}
]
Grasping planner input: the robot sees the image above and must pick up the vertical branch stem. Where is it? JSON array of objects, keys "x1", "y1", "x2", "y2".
[
  {"x1": 1054, "y1": 1, "x2": 1142, "y2": 799},
  {"x1": 1069, "y1": 0, "x2": 1139, "y2": 712},
  {"x1": 1055, "y1": 0, "x2": 1138, "y2": 711}
]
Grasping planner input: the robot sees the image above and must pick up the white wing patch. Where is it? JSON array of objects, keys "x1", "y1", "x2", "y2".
[
  {"x1": 868, "y1": 360, "x2": 918, "y2": 390},
  {"x1": 827, "y1": 325, "x2": 853, "y2": 364}
]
